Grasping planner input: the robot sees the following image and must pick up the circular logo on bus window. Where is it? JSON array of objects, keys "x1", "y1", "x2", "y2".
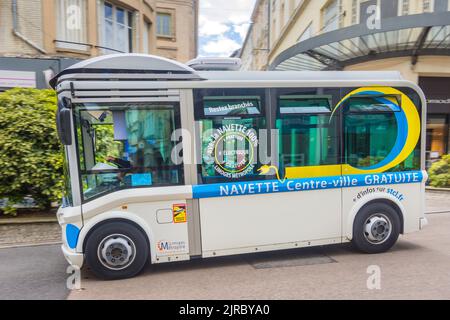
[{"x1": 204, "y1": 124, "x2": 258, "y2": 179}]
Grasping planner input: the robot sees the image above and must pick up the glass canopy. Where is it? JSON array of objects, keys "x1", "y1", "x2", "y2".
[{"x1": 270, "y1": 13, "x2": 450, "y2": 71}]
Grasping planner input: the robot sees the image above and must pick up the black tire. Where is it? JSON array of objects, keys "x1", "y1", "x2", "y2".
[
  {"x1": 352, "y1": 202, "x2": 401, "y2": 254},
  {"x1": 85, "y1": 221, "x2": 149, "y2": 280}
]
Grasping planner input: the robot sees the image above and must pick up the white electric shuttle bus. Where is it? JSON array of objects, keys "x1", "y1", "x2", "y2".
[{"x1": 52, "y1": 54, "x2": 428, "y2": 280}]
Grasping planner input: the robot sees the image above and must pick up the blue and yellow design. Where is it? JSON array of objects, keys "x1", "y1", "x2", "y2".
[
  {"x1": 192, "y1": 171, "x2": 424, "y2": 199},
  {"x1": 285, "y1": 86, "x2": 421, "y2": 179},
  {"x1": 192, "y1": 86, "x2": 423, "y2": 199}
]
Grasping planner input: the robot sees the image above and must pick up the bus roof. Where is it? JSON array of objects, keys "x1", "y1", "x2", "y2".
[
  {"x1": 51, "y1": 54, "x2": 404, "y2": 88},
  {"x1": 197, "y1": 71, "x2": 403, "y2": 82}
]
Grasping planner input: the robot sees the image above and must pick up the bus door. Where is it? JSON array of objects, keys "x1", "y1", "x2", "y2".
[{"x1": 193, "y1": 88, "x2": 343, "y2": 257}]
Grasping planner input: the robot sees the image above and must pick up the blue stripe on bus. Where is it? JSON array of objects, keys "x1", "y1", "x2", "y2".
[
  {"x1": 192, "y1": 171, "x2": 424, "y2": 199},
  {"x1": 66, "y1": 224, "x2": 80, "y2": 249}
]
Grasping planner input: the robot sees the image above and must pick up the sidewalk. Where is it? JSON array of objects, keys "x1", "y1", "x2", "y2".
[
  {"x1": 0, "y1": 212, "x2": 60, "y2": 249},
  {"x1": 0, "y1": 214, "x2": 57, "y2": 225},
  {"x1": 425, "y1": 189, "x2": 450, "y2": 213},
  {"x1": 0, "y1": 191, "x2": 448, "y2": 249}
]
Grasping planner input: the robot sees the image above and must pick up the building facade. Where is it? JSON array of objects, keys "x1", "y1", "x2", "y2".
[
  {"x1": 240, "y1": 0, "x2": 270, "y2": 71},
  {"x1": 155, "y1": 0, "x2": 198, "y2": 62},
  {"x1": 0, "y1": 0, "x2": 197, "y2": 89},
  {"x1": 240, "y1": 0, "x2": 450, "y2": 166}
]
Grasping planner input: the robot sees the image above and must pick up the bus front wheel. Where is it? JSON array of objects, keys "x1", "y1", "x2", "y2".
[
  {"x1": 85, "y1": 221, "x2": 149, "y2": 280},
  {"x1": 352, "y1": 202, "x2": 401, "y2": 254}
]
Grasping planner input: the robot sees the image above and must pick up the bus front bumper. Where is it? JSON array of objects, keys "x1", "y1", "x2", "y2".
[{"x1": 61, "y1": 244, "x2": 84, "y2": 268}]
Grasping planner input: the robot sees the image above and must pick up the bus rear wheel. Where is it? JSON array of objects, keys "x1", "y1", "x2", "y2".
[
  {"x1": 85, "y1": 221, "x2": 149, "y2": 280},
  {"x1": 352, "y1": 202, "x2": 400, "y2": 254}
]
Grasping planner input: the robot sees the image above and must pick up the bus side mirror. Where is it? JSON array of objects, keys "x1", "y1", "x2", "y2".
[{"x1": 56, "y1": 103, "x2": 73, "y2": 145}]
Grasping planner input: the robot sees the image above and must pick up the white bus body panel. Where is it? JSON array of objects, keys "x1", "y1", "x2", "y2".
[
  {"x1": 58, "y1": 179, "x2": 426, "y2": 268},
  {"x1": 199, "y1": 189, "x2": 342, "y2": 257},
  {"x1": 342, "y1": 181, "x2": 427, "y2": 240},
  {"x1": 76, "y1": 187, "x2": 193, "y2": 265},
  {"x1": 57, "y1": 206, "x2": 84, "y2": 268}
]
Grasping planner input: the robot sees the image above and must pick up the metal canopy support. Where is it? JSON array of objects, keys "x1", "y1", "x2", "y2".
[
  {"x1": 412, "y1": 26, "x2": 432, "y2": 65},
  {"x1": 304, "y1": 50, "x2": 343, "y2": 69}
]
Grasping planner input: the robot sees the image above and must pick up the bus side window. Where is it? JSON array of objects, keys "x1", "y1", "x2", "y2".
[
  {"x1": 343, "y1": 91, "x2": 421, "y2": 172},
  {"x1": 275, "y1": 90, "x2": 340, "y2": 174},
  {"x1": 344, "y1": 95, "x2": 402, "y2": 170},
  {"x1": 194, "y1": 88, "x2": 267, "y2": 184}
]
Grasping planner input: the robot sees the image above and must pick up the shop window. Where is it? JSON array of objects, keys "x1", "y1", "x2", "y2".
[{"x1": 426, "y1": 115, "x2": 449, "y2": 165}]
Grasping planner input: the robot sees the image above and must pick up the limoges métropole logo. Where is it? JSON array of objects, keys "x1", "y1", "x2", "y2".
[{"x1": 204, "y1": 124, "x2": 258, "y2": 179}]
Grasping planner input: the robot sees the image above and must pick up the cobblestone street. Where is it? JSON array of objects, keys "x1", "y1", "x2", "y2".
[{"x1": 0, "y1": 191, "x2": 448, "y2": 249}]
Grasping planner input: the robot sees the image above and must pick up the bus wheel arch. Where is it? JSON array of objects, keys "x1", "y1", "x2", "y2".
[
  {"x1": 77, "y1": 213, "x2": 156, "y2": 264},
  {"x1": 350, "y1": 199, "x2": 404, "y2": 254},
  {"x1": 83, "y1": 219, "x2": 151, "y2": 279},
  {"x1": 366, "y1": 199, "x2": 404, "y2": 234},
  {"x1": 82, "y1": 218, "x2": 151, "y2": 252},
  {"x1": 343, "y1": 194, "x2": 405, "y2": 240}
]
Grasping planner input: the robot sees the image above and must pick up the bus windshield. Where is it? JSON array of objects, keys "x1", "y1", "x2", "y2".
[{"x1": 73, "y1": 103, "x2": 184, "y2": 202}]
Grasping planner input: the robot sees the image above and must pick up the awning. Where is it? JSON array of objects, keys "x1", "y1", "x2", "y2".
[{"x1": 270, "y1": 12, "x2": 450, "y2": 71}]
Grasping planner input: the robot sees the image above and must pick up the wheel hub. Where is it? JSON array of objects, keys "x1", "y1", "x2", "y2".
[
  {"x1": 98, "y1": 235, "x2": 135, "y2": 270},
  {"x1": 364, "y1": 215, "x2": 392, "y2": 244}
]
